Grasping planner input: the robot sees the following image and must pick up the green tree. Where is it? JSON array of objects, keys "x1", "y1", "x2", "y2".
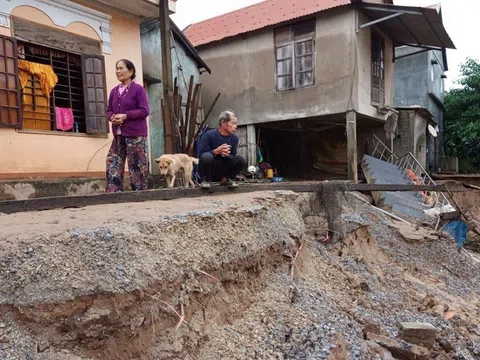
[{"x1": 444, "y1": 58, "x2": 480, "y2": 173}]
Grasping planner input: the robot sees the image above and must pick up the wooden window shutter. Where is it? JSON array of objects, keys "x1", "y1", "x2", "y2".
[
  {"x1": 82, "y1": 55, "x2": 108, "y2": 134},
  {"x1": 0, "y1": 35, "x2": 22, "y2": 128}
]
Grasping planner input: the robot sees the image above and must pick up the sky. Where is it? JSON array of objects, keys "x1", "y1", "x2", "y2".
[{"x1": 171, "y1": 0, "x2": 479, "y2": 90}]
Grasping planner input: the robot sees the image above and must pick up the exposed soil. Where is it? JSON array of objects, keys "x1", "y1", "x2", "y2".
[
  {"x1": 449, "y1": 189, "x2": 480, "y2": 252},
  {"x1": 0, "y1": 190, "x2": 479, "y2": 360},
  {"x1": 451, "y1": 189, "x2": 480, "y2": 222}
]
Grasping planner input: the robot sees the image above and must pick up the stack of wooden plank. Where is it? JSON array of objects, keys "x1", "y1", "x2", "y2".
[{"x1": 162, "y1": 75, "x2": 220, "y2": 156}]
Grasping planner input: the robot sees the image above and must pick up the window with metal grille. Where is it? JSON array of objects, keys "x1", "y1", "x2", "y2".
[
  {"x1": 18, "y1": 41, "x2": 88, "y2": 132},
  {"x1": 275, "y1": 19, "x2": 315, "y2": 91},
  {"x1": 0, "y1": 35, "x2": 108, "y2": 134},
  {"x1": 371, "y1": 31, "x2": 385, "y2": 106}
]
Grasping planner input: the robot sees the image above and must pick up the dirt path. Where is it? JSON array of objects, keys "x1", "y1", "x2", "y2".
[{"x1": 0, "y1": 192, "x2": 268, "y2": 242}]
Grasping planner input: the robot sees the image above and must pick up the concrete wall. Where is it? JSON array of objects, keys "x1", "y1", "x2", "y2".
[
  {"x1": 141, "y1": 21, "x2": 202, "y2": 172},
  {"x1": 437, "y1": 158, "x2": 459, "y2": 174},
  {"x1": 235, "y1": 126, "x2": 248, "y2": 161},
  {"x1": 428, "y1": 50, "x2": 446, "y2": 103},
  {"x1": 0, "y1": 174, "x2": 166, "y2": 200},
  {"x1": 428, "y1": 49, "x2": 446, "y2": 162},
  {"x1": 413, "y1": 112, "x2": 427, "y2": 170},
  {"x1": 0, "y1": 178, "x2": 107, "y2": 201},
  {"x1": 394, "y1": 46, "x2": 430, "y2": 108},
  {"x1": 355, "y1": 12, "x2": 395, "y2": 118},
  {"x1": 198, "y1": 7, "x2": 394, "y2": 128},
  {"x1": 0, "y1": 2, "x2": 144, "y2": 178},
  {"x1": 394, "y1": 46, "x2": 447, "y2": 167},
  {"x1": 393, "y1": 109, "x2": 427, "y2": 169},
  {"x1": 141, "y1": 22, "x2": 163, "y2": 170}
]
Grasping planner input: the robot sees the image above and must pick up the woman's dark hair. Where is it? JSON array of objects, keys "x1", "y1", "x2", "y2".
[{"x1": 116, "y1": 59, "x2": 136, "y2": 80}]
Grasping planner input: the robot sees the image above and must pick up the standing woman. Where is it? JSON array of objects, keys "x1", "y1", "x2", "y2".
[{"x1": 106, "y1": 59, "x2": 150, "y2": 192}]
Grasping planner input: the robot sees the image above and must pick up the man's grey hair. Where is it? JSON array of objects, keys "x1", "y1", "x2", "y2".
[{"x1": 218, "y1": 110, "x2": 236, "y2": 125}]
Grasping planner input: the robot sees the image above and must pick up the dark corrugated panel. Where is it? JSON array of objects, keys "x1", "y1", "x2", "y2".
[{"x1": 361, "y1": 4, "x2": 455, "y2": 49}]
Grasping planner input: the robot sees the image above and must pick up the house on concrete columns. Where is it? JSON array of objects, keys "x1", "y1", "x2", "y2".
[{"x1": 184, "y1": 0, "x2": 455, "y2": 181}]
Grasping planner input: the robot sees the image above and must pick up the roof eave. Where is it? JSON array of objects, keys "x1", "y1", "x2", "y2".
[
  {"x1": 141, "y1": 19, "x2": 211, "y2": 74},
  {"x1": 358, "y1": 3, "x2": 455, "y2": 50},
  {"x1": 170, "y1": 21, "x2": 212, "y2": 74}
]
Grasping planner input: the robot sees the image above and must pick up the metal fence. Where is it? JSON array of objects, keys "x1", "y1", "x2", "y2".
[{"x1": 371, "y1": 135, "x2": 450, "y2": 208}]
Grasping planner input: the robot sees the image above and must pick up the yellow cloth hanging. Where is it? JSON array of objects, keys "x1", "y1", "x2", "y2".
[
  {"x1": 22, "y1": 75, "x2": 51, "y2": 131},
  {"x1": 18, "y1": 59, "x2": 58, "y2": 97}
]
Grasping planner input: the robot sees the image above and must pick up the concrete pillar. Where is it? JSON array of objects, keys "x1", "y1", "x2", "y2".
[
  {"x1": 346, "y1": 111, "x2": 358, "y2": 183},
  {"x1": 321, "y1": 183, "x2": 345, "y2": 242},
  {"x1": 246, "y1": 124, "x2": 257, "y2": 166}
]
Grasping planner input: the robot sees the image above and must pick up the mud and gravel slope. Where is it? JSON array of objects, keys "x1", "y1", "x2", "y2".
[{"x1": 0, "y1": 190, "x2": 478, "y2": 360}]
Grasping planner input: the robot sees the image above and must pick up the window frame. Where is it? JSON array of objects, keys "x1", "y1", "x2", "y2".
[
  {"x1": 371, "y1": 30, "x2": 386, "y2": 106},
  {"x1": 275, "y1": 43, "x2": 294, "y2": 91},
  {"x1": 82, "y1": 54, "x2": 109, "y2": 134},
  {"x1": 0, "y1": 35, "x2": 22, "y2": 129},
  {"x1": 274, "y1": 19, "x2": 316, "y2": 92},
  {"x1": 294, "y1": 38, "x2": 315, "y2": 88}
]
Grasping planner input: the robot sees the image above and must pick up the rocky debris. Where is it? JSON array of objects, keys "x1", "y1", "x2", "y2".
[
  {"x1": 366, "y1": 333, "x2": 430, "y2": 360},
  {"x1": 327, "y1": 334, "x2": 349, "y2": 359},
  {"x1": 363, "y1": 321, "x2": 381, "y2": 339},
  {"x1": 399, "y1": 322, "x2": 437, "y2": 348},
  {"x1": 0, "y1": 190, "x2": 479, "y2": 359},
  {"x1": 347, "y1": 273, "x2": 370, "y2": 292},
  {"x1": 338, "y1": 225, "x2": 385, "y2": 264},
  {"x1": 417, "y1": 294, "x2": 461, "y2": 321},
  {"x1": 437, "y1": 336, "x2": 455, "y2": 353},
  {"x1": 390, "y1": 221, "x2": 440, "y2": 243},
  {"x1": 363, "y1": 340, "x2": 395, "y2": 359}
]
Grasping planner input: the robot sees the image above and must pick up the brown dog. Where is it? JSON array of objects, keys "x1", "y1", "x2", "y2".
[{"x1": 155, "y1": 154, "x2": 199, "y2": 189}]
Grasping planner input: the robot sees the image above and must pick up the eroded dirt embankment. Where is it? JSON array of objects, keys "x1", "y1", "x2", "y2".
[
  {"x1": 0, "y1": 191, "x2": 305, "y2": 359},
  {"x1": 0, "y1": 190, "x2": 479, "y2": 360}
]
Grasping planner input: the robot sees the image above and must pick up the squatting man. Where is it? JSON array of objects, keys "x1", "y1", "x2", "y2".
[{"x1": 197, "y1": 110, "x2": 247, "y2": 189}]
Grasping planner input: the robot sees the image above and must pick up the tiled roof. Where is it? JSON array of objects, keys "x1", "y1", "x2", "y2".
[{"x1": 184, "y1": 0, "x2": 351, "y2": 47}]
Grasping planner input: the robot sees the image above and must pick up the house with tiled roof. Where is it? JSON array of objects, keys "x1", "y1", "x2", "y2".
[{"x1": 185, "y1": 0, "x2": 454, "y2": 181}]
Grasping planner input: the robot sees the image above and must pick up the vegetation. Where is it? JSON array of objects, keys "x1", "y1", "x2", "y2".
[{"x1": 444, "y1": 58, "x2": 480, "y2": 173}]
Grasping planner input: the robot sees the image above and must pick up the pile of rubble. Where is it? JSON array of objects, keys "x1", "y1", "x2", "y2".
[{"x1": 0, "y1": 190, "x2": 478, "y2": 359}]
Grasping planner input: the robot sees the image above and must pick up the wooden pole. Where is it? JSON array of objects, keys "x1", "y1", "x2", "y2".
[
  {"x1": 203, "y1": 92, "x2": 221, "y2": 126},
  {"x1": 346, "y1": 111, "x2": 358, "y2": 183},
  {"x1": 159, "y1": 0, "x2": 174, "y2": 153}
]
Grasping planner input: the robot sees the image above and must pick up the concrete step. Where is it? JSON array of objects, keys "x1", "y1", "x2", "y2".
[
  {"x1": 378, "y1": 193, "x2": 428, "y2": 212},
  {"x1": 361, "y1": 154, "x2": 426, "y2": 220},
  {"x1": 363, "y1": 155, "x2": 402, "y2": 168},
  {"x1": 390, "y1": 204, "x2": 426, "y2": 219}
]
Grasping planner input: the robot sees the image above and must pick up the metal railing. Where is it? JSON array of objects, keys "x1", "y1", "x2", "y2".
[
  {"x1": 371, "y1": 135, "x2": 450, "y2": 208},
  {"x1": 371, "y1": 135, "x2": 399, "y2": 163}
]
